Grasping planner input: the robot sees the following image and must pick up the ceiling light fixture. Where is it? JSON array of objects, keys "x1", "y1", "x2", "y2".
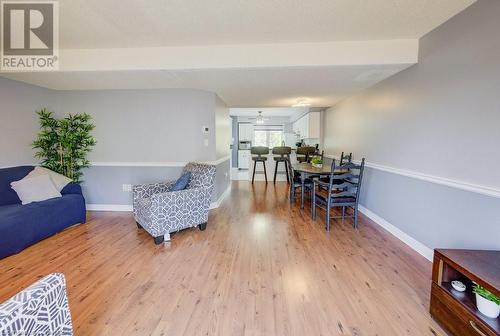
[
  {"x1": 255, "y1": 111, "x2": 265, "y2": 124},
  {"x1": 292, "y1": 99, "x2": 311, "y2": 107}
]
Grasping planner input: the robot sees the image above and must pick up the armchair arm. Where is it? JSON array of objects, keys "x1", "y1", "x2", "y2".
[
  {"x1": 150, "y1": 187, "x2": 212, "y2": 227},
  {"x1": 0, "y1": 273, "x2": 73, "y2": 335},
  {"x1": 61, "y1": 182, "x2": 82, "y2": 195},
  {"x1": 133, "y1": 181, "x2": 175, "y2": 200}
]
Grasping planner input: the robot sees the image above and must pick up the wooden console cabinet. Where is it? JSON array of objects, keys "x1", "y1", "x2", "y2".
[{"x1": 430, "y1": 249, "x2": 499, "y2": 336}]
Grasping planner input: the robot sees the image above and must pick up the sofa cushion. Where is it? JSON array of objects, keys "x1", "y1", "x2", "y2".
[
  {"x1": 10, "y1": 175, "x2": 62, "y2": 205},
  {"x1": 0, "y1": 166, "x2": 35, "y2": 206},
  {"x1": 171, "y1": 172, "x2": 191, "y2": 192},
  {"x1": 24, "y1": 166, "x2": 72, "y2": 192}
]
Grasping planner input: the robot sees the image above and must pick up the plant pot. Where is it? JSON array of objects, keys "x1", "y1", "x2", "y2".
[
  {"x1": 312, "y1": 163, "x2": 323, "y2": 169},
  {"x1": 476, "y1": 293, "x2": 500, "y2": 318}
]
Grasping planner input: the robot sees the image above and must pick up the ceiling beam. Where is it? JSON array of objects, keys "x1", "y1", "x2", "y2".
[{"x1": 58, "y1": 39, "x2": 418, "y2": 72}]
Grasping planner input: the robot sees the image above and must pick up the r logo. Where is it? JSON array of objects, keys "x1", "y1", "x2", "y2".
[{"x1": 2, "y1": 2, "x2": 53, "y2": 55}]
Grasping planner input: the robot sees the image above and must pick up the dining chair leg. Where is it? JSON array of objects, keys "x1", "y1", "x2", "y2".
[
  {"x1": 252, "y1": 160, "x2": 257, "y2": 184},
  {"x1": 284, "y1": 161, "x2": 290, "y2": 183},
  {"x1": 326, "y1": 206, "x2": 331, "y2": 231},
  {"x1": 262, "y1": 161, "x2": 268, "y2": 183},
  {"x1": 312, "y1": 189, "x2": 316, "y2": 220},
  {"x1": 342, "y1": 206, "x2": 346, "y2": 221},
  {"x1": 273, "y1": 160, "x2": 278, "y2": 183},
  {"x1": 354, "y1": 206, "x2": 359, "y2": 229},
  {"x1": 290, "y1": 185, "x2": 294, "y2": 203}
]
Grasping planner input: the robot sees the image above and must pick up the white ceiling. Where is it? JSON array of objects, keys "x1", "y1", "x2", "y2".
[
  {"x1": 59, "y1": 0, "x2": 475, "y2": 49},
  {"x1": 2, "y1": 64, "x2": 411, "y2": 107},
  {"x1": 1, "y1": 0, "x2": 476, "y2": 107}
]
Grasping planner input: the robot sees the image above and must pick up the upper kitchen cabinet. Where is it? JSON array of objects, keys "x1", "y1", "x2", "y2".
[
  {"x1": 238, "y1": 123, "x2": 254, "y2": 142},
  {"x1": 293, "y1": 112, "x2": 320, "y2": 139}
]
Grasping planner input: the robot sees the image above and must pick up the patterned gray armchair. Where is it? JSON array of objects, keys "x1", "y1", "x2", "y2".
[
  {"x1": 133, "y1": 162, "x2": 216, "y2": 244},
  {"x1": 0, "y1": 273, "x2": 73, "y2": 336}
]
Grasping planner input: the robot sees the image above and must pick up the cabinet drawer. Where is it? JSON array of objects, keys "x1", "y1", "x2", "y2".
[{"x1": 431, "y1": 284, "x2": 497, "y2": 336}]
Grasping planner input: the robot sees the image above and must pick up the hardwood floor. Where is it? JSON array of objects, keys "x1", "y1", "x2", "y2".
[{"x1": 0, "y1": 182, "x2": 446, "y2": 336}]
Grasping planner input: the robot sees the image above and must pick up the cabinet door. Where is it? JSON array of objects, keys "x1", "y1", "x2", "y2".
[
  {"x1": 301, "y1": 115, "x2": 309, "y2": 139},
  {"x1": 239, "y1": 124, "x2": 253, "y2": 141},
  {"x1": 308, "y1": 112, "x2": 320, "y2": 139}
]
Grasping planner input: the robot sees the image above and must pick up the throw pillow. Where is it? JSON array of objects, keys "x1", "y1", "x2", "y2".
[
  {"x1": 170, "y1": 172, "x2": 191, "y2": 192},
  {"x1": 25, "y1": 166, "x2": 72, "y2": 192},
  {"x1": 10, "y1": 175, "x2": 62, "y2": 205}
]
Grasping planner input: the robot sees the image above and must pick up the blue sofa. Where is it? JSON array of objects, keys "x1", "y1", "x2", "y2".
[{"x1": 0, "y1": 166, "x2": 86, "y2": 259}]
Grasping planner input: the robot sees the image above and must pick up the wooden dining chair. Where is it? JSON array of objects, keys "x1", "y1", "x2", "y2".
[
  {"x1": 312, "y1": 158, "x2": 365, "y2": 231},
  {"x1": 340, "y1": 152, "x2": 352, "y2": 165},
  {"x1": 286, "y1": 157, "x2": 314, "y2": 206}
]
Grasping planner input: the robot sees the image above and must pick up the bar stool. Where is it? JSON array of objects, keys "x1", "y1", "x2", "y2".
[
  {"x1": 251, "y1": 146, "x2": 269, "y2": 183},
  {"x1": 272, "y1": 146, "x2": 291, "y2": 183},
  {"x1": 296, "y1": 146, "x2": 316, "y2": 163}
]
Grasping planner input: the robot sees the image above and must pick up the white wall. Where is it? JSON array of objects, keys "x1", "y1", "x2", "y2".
[{"x1": 215, "y1": 95, "x2": 231, "y2": 160}]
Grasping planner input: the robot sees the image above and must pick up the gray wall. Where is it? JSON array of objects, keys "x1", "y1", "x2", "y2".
[
  {"x1": 0, "y1": 79, "x2": 230, "y2": 205},
  {"x1": 0, "y1": 77, "x2": 56, "y2": 167},
  {"x1": 323, "y1": 0, "x2": 500, "y2": 250},
  {"x1": 56, "y1": 89, "x2": 217, "y2": 162}
]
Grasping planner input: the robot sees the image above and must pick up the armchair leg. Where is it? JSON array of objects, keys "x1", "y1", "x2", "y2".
[
  {"x1": 153, "y1": 235, "x2": 164, "y2": 245},
  {"x1": 136, "y1": 221, "x2": 143, "y2": 229},
  {"x1": 198, "y1": 222, "x2": 207, "y2": 231}
]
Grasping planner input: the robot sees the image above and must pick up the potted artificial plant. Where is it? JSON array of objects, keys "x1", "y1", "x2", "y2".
[
  {"x1": 32, "y1": 108, "x2": 96, "y2": 182},
  {"x1": 473, "y1": 283, "x2": 500, "y2": 318},
  {"x1": 311, "y1": 156, "x2": 323, "y2": 169}
]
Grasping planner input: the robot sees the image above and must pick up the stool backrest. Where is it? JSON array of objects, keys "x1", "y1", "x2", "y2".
[
  {"x1": 272, "y1": 146, "x2": 291, "y2": 156},
  {"x1": 296, "y1": 146, "x2": 316, "y2": 155},
  {"x1": 251, "y1": 146, "x2": 269, "y2": 157}
]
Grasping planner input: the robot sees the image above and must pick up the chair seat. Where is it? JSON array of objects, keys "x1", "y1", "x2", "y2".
[
  {"x1": 319, "y1": 177, "x2": 346, "y2": 185},
  {"x1": 315, "y1": 189, "x2": 356, "y2": 204},
  {"x1": 252, "y1": 156, "x2": 267, "y2": 161},
  {"x1": 292, "y1": 177, "x2": 313, "y2": 185},
  {"x1": 273, "y1": 156, "x2": 287, "y2": 162}
]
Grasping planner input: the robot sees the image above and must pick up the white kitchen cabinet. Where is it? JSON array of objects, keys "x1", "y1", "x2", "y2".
[
  {"x1": 293, "y1": 112, "x2": 320, "y2": 139},
  {"x1": 238, "y1": 150, "x2": 250, "y2": 169},
  {"x1": 238, "y1": 123, "x2": 253, "y2": 142}
]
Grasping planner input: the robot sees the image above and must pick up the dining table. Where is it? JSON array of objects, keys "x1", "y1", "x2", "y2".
[{"x1": 291, "y1": 162, "x2": 350, "y2": 209}]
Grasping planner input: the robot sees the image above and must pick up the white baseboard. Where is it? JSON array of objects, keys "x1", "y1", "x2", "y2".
[
  {"x1": 358, "y1": 205, "x2": 434, "y2": 261},
  {"x1": 87, "y1": 185, "x2": 231, "y2": 212},
  {"x1": 210, "y1": 185, "x2": 231, "y2": 209},
  {"x1": 86, "y1": 204, "x2": 133, "y2": 212}
]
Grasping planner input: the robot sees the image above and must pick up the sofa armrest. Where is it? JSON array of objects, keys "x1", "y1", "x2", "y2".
[
  {"x1": 0, "y1": 273, "x2": 73, "y2": 335},
  {"x1": 61, "y1": 182, "x2": 82, "y2": 195}
]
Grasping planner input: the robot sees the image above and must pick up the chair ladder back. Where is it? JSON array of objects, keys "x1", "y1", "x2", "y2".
[{"x1": 340, "y1": 152, "x2": 353, "y2": 165}]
